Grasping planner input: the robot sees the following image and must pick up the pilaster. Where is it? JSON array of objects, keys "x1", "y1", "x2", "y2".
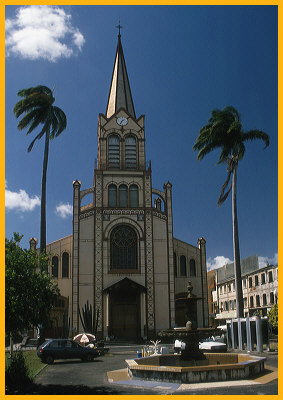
[
  {"x1": 144, "y1": 173, "x2": 155, "y2": 337},
  {"x1": 94, "y1": 172, "x2": 104, "y2": 338}
]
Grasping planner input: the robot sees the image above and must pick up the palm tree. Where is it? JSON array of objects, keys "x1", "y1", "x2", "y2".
[
  {"x1": 14, "y1": 85, "x2": 67, "y2": 254},
  {"x1": 193, "y1": 106, "x2": 269, "y2": 318}
]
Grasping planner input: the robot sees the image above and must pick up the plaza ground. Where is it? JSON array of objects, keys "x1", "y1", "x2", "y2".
[{"x1": 6, "y1": 343, "x2": 278, "y2": 395}]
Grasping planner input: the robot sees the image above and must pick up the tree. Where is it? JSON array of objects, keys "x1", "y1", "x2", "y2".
[
  {"x1": 5, "y1": 233, "x2": 60, "y2": 352},
  {"x1": 14, "y1": 86, "x2": 67, "y2": 253},
  {"x1": 268, "y1": 304, "x2": 278, "y2": 333},
  {"x1": 193, "y1": 106, "x2": 269, "y2": 318}
]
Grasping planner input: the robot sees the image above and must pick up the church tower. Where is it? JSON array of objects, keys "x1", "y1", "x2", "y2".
[
  {"x1": 40, "y1": 29, "x2": 208, "y2": 340},
  {"x1": 71, "y1": 31, "x2": 175, "y2": 340}
]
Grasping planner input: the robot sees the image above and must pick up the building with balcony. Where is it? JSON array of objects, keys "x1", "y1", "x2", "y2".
[{"x1": 211, "y1": 255, "x2": 278, "y2": 324}]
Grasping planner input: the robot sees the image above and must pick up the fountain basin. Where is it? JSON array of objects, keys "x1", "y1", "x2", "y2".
[{"x1": 126, "y1": 353, "x2": 265, "y2": 383}]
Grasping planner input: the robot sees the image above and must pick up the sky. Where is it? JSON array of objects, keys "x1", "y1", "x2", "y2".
[{"x1": 5, "y1": 5, "x2": 278, "y2": 270}]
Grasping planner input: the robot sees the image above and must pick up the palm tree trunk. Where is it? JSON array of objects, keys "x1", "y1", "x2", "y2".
[
  {"x1": 232, "y1": 164, "x2": 244, "y2": 318},
  {"x1": 40, "y1": 127, "x2": 50, "y2": 255}
]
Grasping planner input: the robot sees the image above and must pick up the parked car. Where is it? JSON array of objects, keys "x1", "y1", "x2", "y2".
[
  {"x1": 199, "y1": 337, "x2": 227, "y2": 352},
  {"x1": 37, "y1": 339, "x2": 99, "y2": 364},
  {"x1": 174, "y1": 337, "x2": 227, "y2": 353}
]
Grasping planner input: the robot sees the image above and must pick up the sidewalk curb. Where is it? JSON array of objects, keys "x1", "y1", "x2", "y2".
[{"x1": 33, "y1": 363, "x2": 48, "y2": 379}]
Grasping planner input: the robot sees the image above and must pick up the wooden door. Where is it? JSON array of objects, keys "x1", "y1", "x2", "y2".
[{"x1": 111, "y1": 303, "x2": 138, "y2": 340}]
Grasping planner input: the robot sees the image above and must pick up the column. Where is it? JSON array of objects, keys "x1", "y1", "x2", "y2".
[
  {"x1": 256, "y1": 316, "x2": 263, "y2": 352},
  {"x1": 237, "y1": 318, "x2": 243, "y2": 350},
  {"x1": 140, "y1": 292, "x2": 146, "y2": 339},
  {"x1": 72, "y1": 180, "x2": 81, "y2": 334},
  {"x1": 105, "y1": 293, "x2": 109, "y2": 339},
  {"x1": 246, "y1": 316, "x2": 252, "y2": 351},
  {"x1": 198, "y1": 237, "x2": 209, "y2": 327},
  {"x1": 164, "y1": 182, "x2": 175, "y2": 328}
]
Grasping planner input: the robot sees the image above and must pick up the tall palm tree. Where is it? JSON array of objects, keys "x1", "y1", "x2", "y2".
[
  {"x1": 193, "y1": 106, "x2": 269, "y2": 318},
  {"x1": 14, "y1": 85, "x2": 67, "y2": 254}
]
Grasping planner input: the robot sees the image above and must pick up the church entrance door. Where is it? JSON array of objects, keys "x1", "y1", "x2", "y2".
[
  {"x1": 108, "y1": 279, "x2": 141, "y2": 341},
  {"x1": 111, "y1": 303, "x2": 138, "y2": 340}
]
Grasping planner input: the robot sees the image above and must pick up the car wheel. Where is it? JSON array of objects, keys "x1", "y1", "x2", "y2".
[
  {"x1": 86, "y1": 353, "x2": 94, "y2": 362},
  {"x1": 46, "y1": 355, "x2": 54, "y2": 365}
]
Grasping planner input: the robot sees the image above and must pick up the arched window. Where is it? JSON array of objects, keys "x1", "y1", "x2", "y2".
[
  {"x1": 108, "y1": 135, "x2": 120, "y2": 169},
  {"x1": 119, "y1": 184, "x2": 128, "y2": 207},
  {"x1": 51, "y1": 256, "x2": 59, "y2": 278},
  {"x1": 180, "y1": 255, "x2": 187, "y2": 276},
  {"x1": 173, "y1": 252, "x2": 177, "y2": 277},
  {"x1": 108, "y1": 184, "x2": 117, "y2": 207},
  {"x1": 125, "y1": 136, "x2": 137, "y2": 169},
  {"x1": 190, "y1": 259, "x2": 196, "y2": 276},
  {"x1": 62, "y1": 252, "x2": 69, "y2": 278},
  {"x1": 110, "y1": 225, "x2": 137, "y2": 270},
  {"x1": 129, "y1": 184, "x2": 138, "y2": 207}
]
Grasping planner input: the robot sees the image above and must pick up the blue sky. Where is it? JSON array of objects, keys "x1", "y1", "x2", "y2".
[{"x1": 5, "y1": 5, "x2": 278, "y2": 270}]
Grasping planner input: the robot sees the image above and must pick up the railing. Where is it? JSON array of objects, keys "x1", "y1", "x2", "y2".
[{"x1": 95, "y1": 159, "x2": 151, "y2": 171}]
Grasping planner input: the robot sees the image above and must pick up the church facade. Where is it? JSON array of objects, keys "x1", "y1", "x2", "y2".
[{"x1": 31, "y1": 33, "x2": 208, "y2": 340}]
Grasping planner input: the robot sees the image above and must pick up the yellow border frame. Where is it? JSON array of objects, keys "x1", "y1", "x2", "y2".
[{"x1": 2, "y1": 2, "x2": 279, "y2": 399}]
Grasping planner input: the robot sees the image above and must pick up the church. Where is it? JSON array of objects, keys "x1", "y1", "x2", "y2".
[{"x1": 30, "y1": 31, "x2": 209, "y2": 340}]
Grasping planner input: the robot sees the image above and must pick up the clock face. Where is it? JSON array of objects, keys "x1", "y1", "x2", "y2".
[{"x1": 116, "y1": 116, "x2": 128, "y2": 126}]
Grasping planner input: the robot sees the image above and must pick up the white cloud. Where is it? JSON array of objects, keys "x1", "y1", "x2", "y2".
[
  {"x1": 207, "y1": 255, "x2": 233, "y2": 271},
  {"x1": 259, "y1": 253, "x2": 278, "y2": 267},
  {"x1": 56, "y1": 203, "x2": 73, "y2": 219},
  {"x1": 207, "y1": 253, "x2": 278, "y2": 271},
  {"x1": 5, "y1": 183, "x2": 40, "y2": 212},
  {"x1": 5, "y1": 6, "x2": 85, "y2": 61}
]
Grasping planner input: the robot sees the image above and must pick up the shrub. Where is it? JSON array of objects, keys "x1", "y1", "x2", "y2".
[{"x1": 5, "y1": 351, "x2": 33, "y2": 393}]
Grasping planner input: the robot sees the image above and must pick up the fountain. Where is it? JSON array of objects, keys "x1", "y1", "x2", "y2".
[{"x1": 126, "y1": 282, "x2": 266, "y2": 384}]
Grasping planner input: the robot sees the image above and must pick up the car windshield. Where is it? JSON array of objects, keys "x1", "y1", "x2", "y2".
[{"x1": 41, "y1": 340, "x2": 52, "y2": 348}]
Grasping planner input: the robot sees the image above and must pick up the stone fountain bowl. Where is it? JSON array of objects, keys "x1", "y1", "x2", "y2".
[{"x1": 126, "y1": 353, "x2": 266, "y2": 384}]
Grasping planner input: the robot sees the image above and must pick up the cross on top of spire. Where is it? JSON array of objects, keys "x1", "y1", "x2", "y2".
[{"x1": 116, "y1": 18, "x2": 123, "y2": 38}]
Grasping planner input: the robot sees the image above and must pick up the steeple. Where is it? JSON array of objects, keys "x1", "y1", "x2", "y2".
[{"x1": 106, "y1": 28, "x2": 136, "y2": 119}]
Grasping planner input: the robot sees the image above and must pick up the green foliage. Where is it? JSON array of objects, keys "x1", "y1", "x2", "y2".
[
  {"x1": 5, "y1": 351, "x2": 33, "y2": 393},
  {"x1": 268, "y1": 304, "x2": 278, "y2": 332},
  {"x1": 78, "y1": 300, "x2": 99, "y2": 335},
  {"x1": 5, "y1": 233, "x2": 60, "y2": 337}
]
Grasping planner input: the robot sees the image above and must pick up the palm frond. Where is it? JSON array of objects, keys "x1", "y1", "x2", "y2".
[
  {"x1": 196, "y1": 142, "x2": 222, "y2": 160},
  {"x1": 218, "y1": 185, "x2": 232, "y2": 206},
  {"x1": 52, "y1": 106, "x2": 67, "y2": 137},
  {"x1": 17, "y1": 109, "x2": 47, "y2": 132},
  {"x1": 223, "y1": 106, "x2": 240, "y2": 121},
  {"x1": 27, "y1": 122, "x2": 48, "y2": 152},
  {"x1": 17, "y1": 85, "x2": 54, "y2": 98},
  {"x1": 26, "y1": 111, "x2": 48, "y2": 134},
  {"x1": 242, "y1": 130, "x2": 270, "y2": 149}
]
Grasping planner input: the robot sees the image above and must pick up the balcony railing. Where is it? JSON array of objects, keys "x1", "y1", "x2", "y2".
[{"x1": 95, "y1": 159, "x2": 151, "y2": 171}]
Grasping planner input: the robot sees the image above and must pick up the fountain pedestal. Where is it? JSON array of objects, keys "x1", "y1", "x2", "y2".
[{"x1": 158, "y1": 325, "x2": 221, "y2": 361}]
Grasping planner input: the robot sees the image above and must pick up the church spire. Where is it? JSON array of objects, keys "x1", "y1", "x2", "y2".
[{"x1": 106, "y1": 26, "x2": 136, "y2": 119}]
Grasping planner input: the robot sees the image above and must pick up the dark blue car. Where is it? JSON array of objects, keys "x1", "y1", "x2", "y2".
[{"x1": 37, "y1": 339, "x2": 99, "y2": 364}]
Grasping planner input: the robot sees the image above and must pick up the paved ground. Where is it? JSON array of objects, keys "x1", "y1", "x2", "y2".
[{"x1": 15, "y1": 344, "x2": 278, "y2": 395}]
